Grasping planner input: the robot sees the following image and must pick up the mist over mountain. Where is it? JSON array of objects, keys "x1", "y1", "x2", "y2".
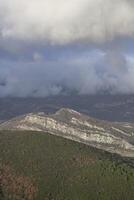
[
  {"x1": 0, "y1": 47, "x2": 134, "y2": 97},
  {"x1": 1, "y1": 2, "x2": 134, "y2": 199}
]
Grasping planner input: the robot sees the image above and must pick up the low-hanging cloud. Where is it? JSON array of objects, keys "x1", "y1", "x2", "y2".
[{"x1": 0, "y1": 49, "x2": 134, "y2": 97}]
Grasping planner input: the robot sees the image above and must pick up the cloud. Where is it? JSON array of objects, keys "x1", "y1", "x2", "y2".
[
  {"x1": 0, "y1": 0, "x2": 134, "y2": 45},
  {"x1": 0, "y1": 0, "x2": 134, "y2": 97},
  {"x1": 0, "y1": 49, "x2": 134, "y2": 97}
]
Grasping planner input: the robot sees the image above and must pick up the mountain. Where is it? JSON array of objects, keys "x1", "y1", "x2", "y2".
[
  {"x1": 1, "y1": 94, "x2": 134, "y2": 122},
  {"x1": 1, "y1": 108, "x2": 134, "y2": 158}
]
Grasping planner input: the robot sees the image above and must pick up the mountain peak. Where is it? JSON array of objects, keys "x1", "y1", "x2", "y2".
[{"x1": 55, "y1": 108, "x2": 81, "y2": 116}]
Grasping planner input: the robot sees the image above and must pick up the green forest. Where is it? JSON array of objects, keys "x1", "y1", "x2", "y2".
[{"x1": 0, "y1": 131, "x2": 134, "y2": 200}]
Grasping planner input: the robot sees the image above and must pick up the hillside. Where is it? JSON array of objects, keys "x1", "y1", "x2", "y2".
[
  {"x1": 0, "y1": 131, "x2": 134, "y2": 200},
  {"x1": 0, "y1": 108, "x2": 134, "y2": 157}
]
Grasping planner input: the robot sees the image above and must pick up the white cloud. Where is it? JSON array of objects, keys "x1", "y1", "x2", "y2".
[{"x1": 0, "y1": 0, "x2": 134, "y2": 44}]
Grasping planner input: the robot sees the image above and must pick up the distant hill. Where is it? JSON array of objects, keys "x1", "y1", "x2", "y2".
[
  {"x1": 0, "y1": 94, "x2": 134, "y2": 122},
  {"x1": 0, "y1": 108, "x2": 134, "y2": 157},
  {"x1": 0, "y1": 131, "x2": 134, "y2": 200}
]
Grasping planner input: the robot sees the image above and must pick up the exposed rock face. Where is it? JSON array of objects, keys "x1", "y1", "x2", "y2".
[{"x1": 0, "y1": 108, "x2": 134, "y2": 157}]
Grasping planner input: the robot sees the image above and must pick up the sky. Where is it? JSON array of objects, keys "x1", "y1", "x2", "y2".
[{"x1": 0, "y1": 0, "x2": 134, "y2": 97}]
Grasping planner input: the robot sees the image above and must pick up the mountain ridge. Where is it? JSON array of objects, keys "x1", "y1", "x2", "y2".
[{"x1": 1, "y1": 108, "x2": 134, "y2": 158}]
